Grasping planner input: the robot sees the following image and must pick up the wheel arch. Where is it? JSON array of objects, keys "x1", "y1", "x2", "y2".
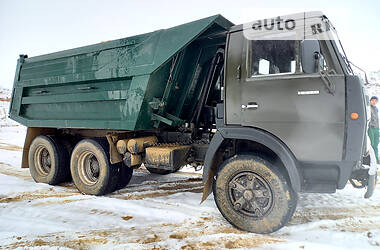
[{"x1": 201, "y1": 127, "x2": 302, "y2": 202}]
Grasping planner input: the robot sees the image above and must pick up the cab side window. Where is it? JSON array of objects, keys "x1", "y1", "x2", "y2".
[{"x1": 250, "y1": 40, "x2": 298, "y2": 76}]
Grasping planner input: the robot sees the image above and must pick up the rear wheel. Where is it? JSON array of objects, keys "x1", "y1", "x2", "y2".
[
  {"x1": 213, "y1": 154, "x2": 297, "y2": 233},
  {"x1": 70, "y1": 139, "x2": 119, "y2": 195},
  {"x1": 28, "y1": 135, "x2": 70, "y2": 185}
]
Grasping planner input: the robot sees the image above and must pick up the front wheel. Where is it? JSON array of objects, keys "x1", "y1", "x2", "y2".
[{"x1": 213, "y1": 154, "x2": 297, "y2": 234}]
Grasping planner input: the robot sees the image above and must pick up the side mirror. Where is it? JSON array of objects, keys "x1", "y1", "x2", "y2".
[{"x1": 301, "y1": 40, "x2": 321, "y2": 74}]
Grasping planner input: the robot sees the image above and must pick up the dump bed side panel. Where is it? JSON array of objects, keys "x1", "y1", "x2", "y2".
[{"x1": 11, "y1": 31, "x2": 157, "y2": 130}]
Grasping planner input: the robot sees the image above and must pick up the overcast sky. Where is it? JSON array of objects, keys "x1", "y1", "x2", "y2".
[{"x1": 0, "y1": 0, "x2": 379, "y2": 88}]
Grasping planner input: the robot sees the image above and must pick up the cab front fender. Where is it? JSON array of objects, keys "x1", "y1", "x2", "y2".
[{"x1": 201, "y1": 127, "x2": 301, "y2": 202}]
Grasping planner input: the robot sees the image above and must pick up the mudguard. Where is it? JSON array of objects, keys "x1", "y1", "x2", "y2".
[
  {"x1": 201, "y1": 126, "x2": 302, "y2": 202},
  {"x1": 364, "y1": 146, "x2": 377, "y2": 198}
]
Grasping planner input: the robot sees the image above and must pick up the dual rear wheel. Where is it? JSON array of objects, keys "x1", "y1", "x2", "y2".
[{"x1": 29, "y1": 136, "x2": 133, "y2": 195}]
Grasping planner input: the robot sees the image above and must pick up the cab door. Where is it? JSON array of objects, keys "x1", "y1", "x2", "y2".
[{"x1": 238, "y1": 36, "x2": 345, "y2": 162}]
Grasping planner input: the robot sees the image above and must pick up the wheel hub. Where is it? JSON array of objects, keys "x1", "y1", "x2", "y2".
[
  {"x1": 243, "y1": 190, "x2": 254, "y2": 200},
  {"x1": 78, "y1": 151, "x2": 101, "y2": 185},
  {"x1": 34, "y1": 146, "x2": 51, "y2": 176},
  {"x1": 228, "y1": 171, "x2": 273, "y2": 218},
  {"x1": 86, "y1": 155, "x2": 100, "y2": 182}
]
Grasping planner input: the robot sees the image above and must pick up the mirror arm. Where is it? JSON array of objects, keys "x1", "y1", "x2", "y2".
[
  {"x1": 320, "y1": 71, "x2": 336, "y2": 95},
  {"x1": 314, "y1": 52, "x2": 335, "y2": 95}
]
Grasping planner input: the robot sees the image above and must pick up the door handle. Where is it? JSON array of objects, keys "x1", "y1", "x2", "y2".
[
  {"x1": 241, "y1": 102, "x2": 259, "y2": 110},
  {"x1": 236, "y1": 65, "x2": 241, "y2": 79}
]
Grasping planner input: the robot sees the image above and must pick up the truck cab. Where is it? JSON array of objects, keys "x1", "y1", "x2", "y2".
[{"x1": 204, "y1": 12, "x2": 373, "y2": 233}]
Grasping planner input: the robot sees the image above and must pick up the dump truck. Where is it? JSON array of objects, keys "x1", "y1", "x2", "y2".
[{"x1": 9, "y1": 12, "x2": 376, "y2": 233}]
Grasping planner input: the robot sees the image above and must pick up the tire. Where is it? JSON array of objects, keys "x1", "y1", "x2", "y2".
[
  {"x1": 70, "y1": 139, "x2": 119, "y2": 195},
  {"x1": 115, "y1": 164, "x2": 133, "y2": 190},
  {"x1": 28, "y1": 135, "x2": 70, "y2": 185},
  {"x1": 213, "y1": 154, "x2": 297, "y2": 234}
]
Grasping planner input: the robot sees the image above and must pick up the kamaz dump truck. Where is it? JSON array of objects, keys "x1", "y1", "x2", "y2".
[{"x1": 9, "y1": 12, "x2": 376, "y2": 233}]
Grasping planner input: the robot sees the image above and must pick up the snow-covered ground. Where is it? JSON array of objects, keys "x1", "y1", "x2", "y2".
[{"x1": 0, "y1": 96, "x2": 380, "y2": 249}]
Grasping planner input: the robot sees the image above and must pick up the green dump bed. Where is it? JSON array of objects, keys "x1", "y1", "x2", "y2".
[{"x1": 9, "y1": 15, "x2": 233, "y2": 130}]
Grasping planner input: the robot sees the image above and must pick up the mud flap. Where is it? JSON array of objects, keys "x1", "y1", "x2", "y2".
[
  {"x1": 201, "y1": 168, "x2": 215, "y2": 203},
  {"x1": 364, "y1": 146, "x2": 377, "y2": 199},
  {"x1": 201, "y1": 151, "x2": 223, "y2": 203},
  {"x1": 21, "y1": 127, "x2": 56, "y2": 168},
  {"x1": 106, "y1": 135, "x2": 123, "y2": 164},
  {"x1": 364, "y1": 174, "x2": 376, "y2": 198}
]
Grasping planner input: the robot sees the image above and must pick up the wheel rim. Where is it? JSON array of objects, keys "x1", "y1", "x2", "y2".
[
  {"x1": 34, "y1": 146, "x2": 51, "y2": 176},
  {"x1": 228, "y1": 171, "x2": 273, "y2": 218},
  {"x1": 78, "y1": 151, "x2": 100, "y2": 185}
]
